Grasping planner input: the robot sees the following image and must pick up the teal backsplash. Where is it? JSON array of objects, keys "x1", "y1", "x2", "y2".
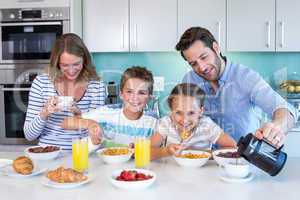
[{"x1": 92, "y1": 52, "x2": 300, "y2": 115}]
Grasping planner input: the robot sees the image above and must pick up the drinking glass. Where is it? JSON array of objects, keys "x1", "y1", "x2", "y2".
[
  {"x1": 72, "y1": 137, "x2": 89, "y2": 172},
  {"x1": 134, "y1": 137, "x2": 151, "y2": 168}
]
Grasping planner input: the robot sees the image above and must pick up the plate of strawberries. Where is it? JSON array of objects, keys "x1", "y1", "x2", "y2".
[{"x1": 109, "y1": 169, "x2": 156, "y2": 190}]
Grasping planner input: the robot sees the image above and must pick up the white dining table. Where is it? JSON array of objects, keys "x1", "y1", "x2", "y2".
[{"x1": 0, "y1": 150, "x2": 299, "y2": 200}]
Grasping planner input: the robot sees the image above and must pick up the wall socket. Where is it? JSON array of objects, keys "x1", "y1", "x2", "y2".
[{"x1": 153, "y1": 76, "x2": 164, "y2": 92}]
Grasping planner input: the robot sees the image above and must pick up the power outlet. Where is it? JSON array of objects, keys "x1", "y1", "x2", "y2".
[{"x1": 153, "y1": 76, "x2": 164, "y2": 92}]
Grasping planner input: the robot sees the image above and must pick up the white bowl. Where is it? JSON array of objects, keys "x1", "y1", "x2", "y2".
[
  {"x1": 173, "y1": 150, "x2": 211, "y2": 168},
  {"x1": 25, "y1": 146, "x2": 61, "y2": 160},
  {"x1": 212, "y1": 148, "x2": 244, "y2": 166},
  {"x1": 109, "y1": 168, "x2": 156, "y2": 190},
  {"x1": 97, "y1": 147, "x2": 134, "y2": 164},
  {"x1": 223, "y1": 162, "x2": 250, "y2": 178}
]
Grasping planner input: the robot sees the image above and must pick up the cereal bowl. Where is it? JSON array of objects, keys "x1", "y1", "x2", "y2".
[
  {"x1": 97, "y1": 147, "x2": 134, "y2": 164},
  {"x1": 110, "y1": 168, "x2": 156, "y2": 190},
  {"x1": 173, "y1": 150, "x2": 211, "y2": 168},
  {"x1": 25, "y1": 146, "x2": 61, "y2": 160},
  {"x1": 212, "y1": 148, "x2": 244, "y2": 166}
]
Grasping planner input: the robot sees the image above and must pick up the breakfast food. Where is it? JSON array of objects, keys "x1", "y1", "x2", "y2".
[
  {"x1": 28, "y1": 146, "x2": 60, "y2": 153},
  {"x1": 102, "y1": 148, "x2": 130, "y2": 156},
  {"x1": 12, "y1": 156, "x2": 34, "y2": 175},
  {"x1": 46, "y1": 167, "x2": 88, "y2": 183},
  {"x1": 116, "y1": 170, "x2": 153, "y2": 181},
  {"x1": 216, "y1": 151, "x2": 240, "y2": 158},
  {"x1": 175, "y1": 152, "x2": 210, "y2": 159},
  {"x1": 280, "y1": 80, "x2": 300, "y2": 93}
]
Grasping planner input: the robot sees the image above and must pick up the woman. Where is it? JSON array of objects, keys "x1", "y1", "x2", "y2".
[{"x1": 24, "y1": 33, "x2": 106, "y2": 150}]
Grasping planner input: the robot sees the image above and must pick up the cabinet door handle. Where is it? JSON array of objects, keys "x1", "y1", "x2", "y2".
[
  {"x1": 122, "y1": 24, "x2": 125, "y2": 49},
  {"x1": 135, "y1": 24, "x2": 138, "y2": 49},
  {"x1": 217, "y1": 21, "x2": 221, "y2": 47},
  {"x1": 266, "y1": 21, "x2": 271, "y2": 48},
  {"x1": 280, "y1": 21, "x2": 285, "y2": 48}
]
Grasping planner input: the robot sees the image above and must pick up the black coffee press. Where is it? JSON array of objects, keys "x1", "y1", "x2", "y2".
[{"x1": 237, "y1": 133, "x2": 287, "y2": 176}]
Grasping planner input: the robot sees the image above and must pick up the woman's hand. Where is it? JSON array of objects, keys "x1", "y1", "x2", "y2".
[
  {"x1": 166, "y1": 143, "x2": 184, "y2": 155},
  {"x1": 69, "y1": 103, "x2": 81, "y2": 116},
  {"x1": 87, "y1": 121, "x2": 103, "y2": 145},
  {"x1": 40, "y1": 96, "x2": 61, "y2": 120}
]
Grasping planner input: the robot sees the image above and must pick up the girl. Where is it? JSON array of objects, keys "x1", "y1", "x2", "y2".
[{"x1": 151, "y1": 83, "x2": 236, "y2": 160}]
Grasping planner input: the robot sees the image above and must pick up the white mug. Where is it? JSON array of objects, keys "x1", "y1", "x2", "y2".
[
  {"x1": 57, "y1": 96, "x2": 74, "y2": 110},
  {"x1": 223, "y1": 162, "x2": 250, "y2": 178}
]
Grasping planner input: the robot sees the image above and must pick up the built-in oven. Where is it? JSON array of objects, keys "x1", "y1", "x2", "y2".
[{"x1": 0, "y1": 7, "x2": 70, "y2": 64}]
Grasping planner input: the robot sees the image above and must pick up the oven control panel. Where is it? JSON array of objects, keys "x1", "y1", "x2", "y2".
[{"x1": 0, "y1": 7, "x2": 70, "y2": 22}]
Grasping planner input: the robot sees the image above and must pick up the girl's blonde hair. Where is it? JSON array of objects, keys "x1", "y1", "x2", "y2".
[
  {"x1": 46, "y1": 33, "x2": 99, "y2": 82},
  {"x1": 168, "y1": 83, "x2": 205, "y2": 109}
]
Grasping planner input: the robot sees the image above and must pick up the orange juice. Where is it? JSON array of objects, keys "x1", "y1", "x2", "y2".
[
  {"x1": 135, "y1": 138, "x2": 150, "y2": 168},
  {"x1": 72, "y1": 137, "x2": 88, "y2": 172}
]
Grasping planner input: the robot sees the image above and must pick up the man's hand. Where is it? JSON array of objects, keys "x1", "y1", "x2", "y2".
[{"x1": 255, "y1": 122, "x2": 285, "y2": 148}]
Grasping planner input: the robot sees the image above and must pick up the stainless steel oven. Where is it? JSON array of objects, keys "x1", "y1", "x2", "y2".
[
  {"x1": 0, "y1": 66, "x2": 44, "y2": 144},
  {"x1": 0, "y1": 7, "x2": 70, "y2": 64}
]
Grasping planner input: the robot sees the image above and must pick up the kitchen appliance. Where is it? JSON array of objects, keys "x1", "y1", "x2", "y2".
[
  {"x1": 0, "y1": 7, "x2": 70, "y2": 64},
  {"x1": 0, "y1": 6, "x2": 70, "y2": 144},
  {"x1": 105, "y1": 81, "x2": 119, "y2": 104},
  {"x1": 237, "y1": 133, "x2": 287, "y2": 176}
]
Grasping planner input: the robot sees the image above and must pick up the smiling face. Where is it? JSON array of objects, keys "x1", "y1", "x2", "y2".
[
  {"x1": 59, "y1": 52, "x2": 83, "y2": 81},
  {"x1": 170, "y1": 95, "x2": 204, "y2": 134},
  {"x1": 120, "y1": 78, "x2": 151, "y2": 119},
  {"x1": 183, "y1": 40, "x2": 223, "y2": 82}
]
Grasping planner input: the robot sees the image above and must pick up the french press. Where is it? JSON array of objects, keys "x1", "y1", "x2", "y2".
[{"x1": 237, "y1": 133, "x2": 287, "y2": 176}]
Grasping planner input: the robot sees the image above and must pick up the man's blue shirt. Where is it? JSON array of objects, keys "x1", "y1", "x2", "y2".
[{"x1": 182, "y1": 61, "x2": 296, "y2": 141}]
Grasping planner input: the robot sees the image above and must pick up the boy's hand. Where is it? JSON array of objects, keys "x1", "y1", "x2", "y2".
[
  {"x1": 87, "y1": 122, "x2": 103, "y2": 145},
  {"x1": 167, "y1": 143, "x2": 184, "y2": 155}
]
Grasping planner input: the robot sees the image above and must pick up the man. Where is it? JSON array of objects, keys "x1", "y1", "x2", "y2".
[{"x1": 176, "y1": 27, "x2": 296, "y2": 147}]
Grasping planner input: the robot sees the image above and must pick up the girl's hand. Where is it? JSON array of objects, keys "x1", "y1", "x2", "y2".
[
  {"x1": 167, "y1": 143, "x2": 184, "y2": 155},
  {"x1": 40, "y1": 96, "x2": 61, "y2": 120},
  {"x1": 87, "y1": 122, "x2": 103, "y2": 145}
]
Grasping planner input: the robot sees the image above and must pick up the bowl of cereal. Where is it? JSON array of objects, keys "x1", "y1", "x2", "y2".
[
  {"x1": 212, "y1": 148, "x2": 244, "y2": 166},
  {"x1": 97, "y1": 147, "x2": 134, "y2": 164},
  {"x1": 173, "y1": 150, "x2": 211, "y2": 168},
  {"x1": 25, "y1": 146, "x2": 61, "y2": 160}
]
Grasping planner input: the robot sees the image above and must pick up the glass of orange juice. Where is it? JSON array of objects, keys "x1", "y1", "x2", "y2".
[
  {"x1": 72, "y1": 137, "x2": 89, "y2": 172},
  {"x1": 134, "y1": 137, "x2": 151, "y2": 168}
]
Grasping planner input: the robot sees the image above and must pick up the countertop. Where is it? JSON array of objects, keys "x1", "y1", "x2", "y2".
[{"x1": 0, "y1": 151, "x2": 299, "y2": 200}]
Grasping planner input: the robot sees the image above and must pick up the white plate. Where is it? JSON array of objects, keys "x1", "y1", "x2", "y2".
[
  {"x1": 219, "y1": 169, "x2": 254, "y2": 183},
  {"x1": 41, "y1": 175, "x2": 93, "y2": 189},
  {"x1": 0, "y1": 164, "x2": 47, "y2": 178},
  {"x1": 0, "y1": 159, "x2": 13, "y2": 168},
  {"x1": 110, "y1": 168, "x2": 156, "y2": 190}
]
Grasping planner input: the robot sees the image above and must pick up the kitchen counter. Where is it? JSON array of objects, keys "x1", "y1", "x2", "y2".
[{"x1": 0, "y1": 151, "x2": 299, "y2": 200}]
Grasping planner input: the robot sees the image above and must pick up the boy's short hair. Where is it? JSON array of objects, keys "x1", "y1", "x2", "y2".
[
  {"x1": 120, "y1": 66, "x2": 154, "y2": 94},
  {"x1": 168, "y1": 83, "x2": 205, "y2": 109}
]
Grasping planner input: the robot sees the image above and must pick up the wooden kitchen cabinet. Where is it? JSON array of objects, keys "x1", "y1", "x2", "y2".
[
  {"x1": 83, "y1": 0, "x2": 129, "y2": 52},
  {"x1": 227, "y1": 0, "x2": 300, "y2": 52},
  {"x1": 83, "y1": 0, "x2": 177, "y2": 52},
  {"x1": 178, "y1": 0, "x2": 226, "y2": 51}
]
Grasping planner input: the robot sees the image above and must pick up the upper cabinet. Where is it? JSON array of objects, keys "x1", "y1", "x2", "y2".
[
  {"x1": 276, "y1": 0, "x2": 300, "y2": 52},
  {"x1": 83, "y1": 0, "x2": 129, "y2": 52},
  {"x1": 130, "y1": 0, "x2": 177, "y2": 52},
  {"x1": 227, "y1": 0, "x2": 275, "y2": 51},
  {"x1": 227, "y1": 0, "x2": 300, "y2": 52},
  {"x1": 178, "y1": 0, "x2": 226, "y2": 51},
  {"x1": 83, "y1": 0, "x2": 177, "y2": 52}
]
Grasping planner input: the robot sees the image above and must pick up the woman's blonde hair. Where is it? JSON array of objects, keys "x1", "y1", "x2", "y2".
[{"x1": 46, "y1": 33, "x2": 99, "y2": 82}]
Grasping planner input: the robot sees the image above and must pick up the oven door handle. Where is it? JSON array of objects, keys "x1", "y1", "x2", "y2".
[
  {"x1": 1, "y1": 87, "x2": 31, "y2": 91},
  {"x1": 0, "y1": 21, "x2": 63, "y2": 26}
]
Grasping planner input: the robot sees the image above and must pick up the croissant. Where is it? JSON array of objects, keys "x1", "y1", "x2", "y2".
[
  {"x1": 12, "y1": 156, "x2": 34, "y2": 175},
  {"x1": 47, "y1": 167, "x2": 87, "y2": 183}
]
